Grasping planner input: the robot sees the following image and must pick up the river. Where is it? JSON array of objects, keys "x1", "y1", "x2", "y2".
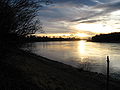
[{"x1": 23, "y1": 40, "x2": 120, "y2": 78}]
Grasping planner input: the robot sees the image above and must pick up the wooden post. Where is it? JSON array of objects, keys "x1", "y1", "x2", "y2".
[{"x1": 106, "y1": 56, "x2": 110, "y2": 90}]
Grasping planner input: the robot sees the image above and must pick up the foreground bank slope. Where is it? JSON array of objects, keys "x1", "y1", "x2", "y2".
[{"x1": 1, "y1": 48, "x2": 120, "y2": 90}]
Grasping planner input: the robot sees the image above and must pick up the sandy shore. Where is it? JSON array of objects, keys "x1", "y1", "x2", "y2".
[{"x1": 0, "y1": 48, "x2": 120, "y2": 90}]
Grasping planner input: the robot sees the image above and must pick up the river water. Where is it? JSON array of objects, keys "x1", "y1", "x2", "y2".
[{"x1": 23, "y1": 40, "x2": 120, "y2": 78}]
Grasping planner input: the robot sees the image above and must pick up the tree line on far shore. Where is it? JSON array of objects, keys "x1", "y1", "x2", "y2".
[
  {"x1": 91, "y1": 32, "x2": 120, "y2": 42},
  {"x1": 25, "y1": 35, "x2": 81, "y2": 42}
]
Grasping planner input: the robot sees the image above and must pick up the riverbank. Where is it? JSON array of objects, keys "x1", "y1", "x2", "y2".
[{"x1": 1, "y1": 48, "x2": 120, "y2": 90}]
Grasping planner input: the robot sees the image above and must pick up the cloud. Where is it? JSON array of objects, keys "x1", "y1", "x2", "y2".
[
  {"x1": 78, "y1": 20, "x2": 102, "y2": 23},
  {"x1": 72, "y1": 1, "x2": 120, "y2": 22},
  {"x1": 95, "y1": 1, "x2": 120, "y2": 9},
  {"x1": 37, "y1": 0, "x2": 120, "y2": 34},
  {"x1": 39, "y1": 6, "x2": 83, "y2": 22},
  {"x1": 36, "y1": 20, "x2": 73, "y2": 33},
  {"x1": 38, "y1": 0, "x2": 105, "y2": 23},
  {"x1": 77, "y1": 30, "x2": 97, "y2": 35},
  {"x1": 98, "y1": 0, "x2": 120, "y2": 3},
  {"x1": 53, "y1": 0, "x2": 98, "y2": 6}
]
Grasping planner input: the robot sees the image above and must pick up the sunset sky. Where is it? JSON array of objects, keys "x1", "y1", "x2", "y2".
[{"x1": 37, "y1": 0, "x2": 120, "y2": 36}]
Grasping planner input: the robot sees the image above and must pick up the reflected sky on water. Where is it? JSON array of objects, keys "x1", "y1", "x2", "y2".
[{"x1": 23, "y1": 41, "x2": 120, "y2": 77}]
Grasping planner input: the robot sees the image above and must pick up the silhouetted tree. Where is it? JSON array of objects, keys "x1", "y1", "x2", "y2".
[
  {"x1": 0, "y1": 0, "x2": 52, "y2": 57},
  {"x1": 0, "y1": 0, "x2": 51, "y2": 42}
]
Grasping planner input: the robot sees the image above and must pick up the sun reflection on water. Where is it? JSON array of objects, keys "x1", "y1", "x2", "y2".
[
  {"x1": 25, "y1": 41, "x2": 120, "y2": 75},
  {"x1": 78, "y1": 40, "x2": 86, "y2": 55}
]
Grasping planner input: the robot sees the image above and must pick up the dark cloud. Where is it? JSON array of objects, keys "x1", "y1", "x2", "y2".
[
  {"x1": 39, "y1": 4, "x2": 91, "y2": 22},
  {"x1": 97, "y1": 0, "x2": 119, "y2": 3},
  {"x1": 78, "y1": 20, "x2": 102, "y2": 23},
  {"x1": 95, "y1": 1, "x2": 120, "y2": 9},
  {"x1": 38, "y1": 0, "x2": 99, "y2": 21},
  {"x1": 71, "y1": 12, "x2": 101, "y2": 22},
  {"x1": 72, "y1": 1, "x2": 120, "y2": 22},
  {"x1": 55, "y1": 0, "x2": 98, "y2": 6}
]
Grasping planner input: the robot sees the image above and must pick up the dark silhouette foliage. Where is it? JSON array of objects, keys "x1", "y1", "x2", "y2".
[
  {"x1": 91, "y1": 32, "x2": 120, "y2": 42},
  {"x1": 0, "y1": 0, "x2": 52, "y2": 57},
  {"x1": 25, "y1": 35, "x2": 81, "y2": 42},
  {"x1": 0, "y1": 0, "x2": 52, "y2": 42}
]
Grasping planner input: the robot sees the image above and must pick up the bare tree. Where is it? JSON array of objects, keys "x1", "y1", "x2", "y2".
[{"x1": 0, "y1": 0, "x2": 51, "y2": 40}]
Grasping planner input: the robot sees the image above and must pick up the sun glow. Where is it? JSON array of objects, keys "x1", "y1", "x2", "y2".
[
  {"x1": 34, "y1": 33, "x2": 89, "y2": 38},
  {"x1": 75, "y1": 33, "x2": 88, "y2": 37},
  {"x1": 75, "y1": 23, "x2": 116, "y2": 34}
]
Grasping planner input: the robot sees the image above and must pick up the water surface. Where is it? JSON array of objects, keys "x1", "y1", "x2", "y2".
[{"x1": 24, "y1": 41, "x2": 120, "y2": 77}]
